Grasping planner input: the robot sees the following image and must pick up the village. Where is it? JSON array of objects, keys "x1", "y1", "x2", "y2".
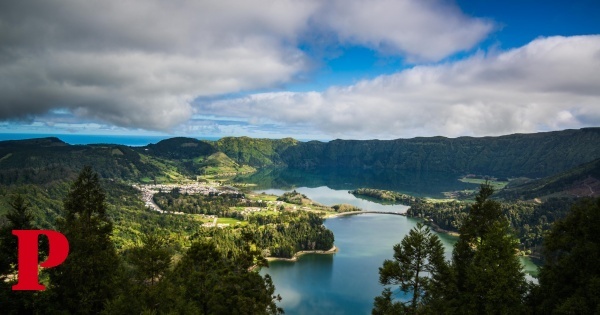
[{"x1": 132, "y1": 183, "x2": 294, "y2": 228}]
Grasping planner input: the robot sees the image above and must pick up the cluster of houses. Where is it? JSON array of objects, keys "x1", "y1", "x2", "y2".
[{"x1": 131, "y1": 183, "x2": 237, "y2": 220}]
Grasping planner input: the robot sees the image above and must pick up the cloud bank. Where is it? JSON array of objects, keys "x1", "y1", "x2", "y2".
[
  {"x1": 198, "y1": 35, "x2": 600, "y2": 139},
  {"x1": 0, "y1": 0, "x2": 492, "y2": 131}
]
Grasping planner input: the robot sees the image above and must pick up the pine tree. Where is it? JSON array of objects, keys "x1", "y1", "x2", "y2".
[
  {"x1": 529, "y1": 197, "x2": 600, "y2": 314},
  {"x1": 448, "y1": 183, "x2": 527, "y2": 314},
  {"x1": 0, "y1": 194, "x2": 34, "y2": 277},
  {"x1": 168, "y1": 240, "x2": 282, "y2": 315},
  {"x1": 374, "y1": 222, "x2": 448, "y2": 314},
  {"x1": 0, "y1": 194, "x2": 48, "y2": 314},
  {"x1": 48, "y1": 166, "x2": 120, "y2": 314}
]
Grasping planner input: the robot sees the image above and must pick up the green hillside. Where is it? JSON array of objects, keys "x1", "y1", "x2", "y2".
[
  {"x1": 137, "y1": 137, "x2": 216, "y2": 160},
  {"x1": 280, "y1": 128, "x2": 600, "y2": 177},
  {"x1": 214, "y1": 136, "x2": 298, "y2": 167},
  {"x1": 198, "y1": 152, "x2": 256, "y2": 175},
  {"x1": 497, "y1": 158, "x2": 600, "y2": 200},
  {"x1": 0, "y1": 137, "x2": 164, "y2": 184}
]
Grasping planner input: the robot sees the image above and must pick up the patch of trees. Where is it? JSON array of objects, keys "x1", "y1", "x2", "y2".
[
  {"x1": 276, "y1": 190, "x2": 308, "y2": 205},
  {"x1": 350, "y1": 188, "x2": 418, "y2": 205},
  {"x1": 332, "y1": 204, "x2": 362, "y2": 213},
  {"x1": 153, "y1": 190, "x2": 254, "y2": 218},
  {"x1": 408, "y1": 197, "x2": 574, "y2": 252},
  {"x1": 373, "y1": 184, "x2": 600, "y2": 314},
  {"x1": 205, "y1": 211, "x2": 334, "y2": 259}
]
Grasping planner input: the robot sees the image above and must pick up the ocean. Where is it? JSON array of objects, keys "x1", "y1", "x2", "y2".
[{"x1": 0, "y1": 134, "x2": 221, "y2": 146}]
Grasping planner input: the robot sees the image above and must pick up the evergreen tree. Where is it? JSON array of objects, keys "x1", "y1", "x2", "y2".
[
  {"x1": 0, "y1": 194, "x2": 34, "y2": 276},
  {"x1": 529, "y1": 197, "x2": 600, "y2": 314},
  {"x1": 129, "y1": 231, "x2": 172, "y2": 286},
  {"x1": 0, "y1": 194, "x2": 50, "y2": 314},
  {"x1": 168, "y1": 240, "x2": 282, "y2": 315},
  {"x1": 374, "y1": 223, "x2": 448, "y2": 314},
  {"x1": 48, "y1": 166, "x2": 120, "y2": 314},
  {"x1": 448, "y1": 183, "x2": 527, "y2": 314}
]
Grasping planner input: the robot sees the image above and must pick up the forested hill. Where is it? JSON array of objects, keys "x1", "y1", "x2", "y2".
[
  {"x1": 497, "y1": 157, "x2": 600, "y2": 200},
  {"x1": 279, "y1": 128, "x2": 600, "y2": 177},
  {"x1": 1, "y1": 128, "x2": 599, "y2": 184},
  {"x1": 0, "y1": 137, "x2": 163, "y2": 184},
  {"x1": 214, "y1": 136, "x2": 299, "y2": 167}
]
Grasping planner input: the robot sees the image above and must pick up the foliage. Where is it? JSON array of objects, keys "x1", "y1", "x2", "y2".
[
  {"x1": 529, "y1": 197, "x2": 600, "y2": 314},
  {"x1": 48, "y1": 166, "x2": 121, "y2": 314},
  {"x1": 350, "y1": 188, "x2": 418, "y2": 205},
  {"x1": 153, "y1": 189, "x2": 250, "y2": 217},
  {"x1": 0, "y1": 194, "x2": 48, "y2": 314},
  {"x1": 446, "y1": 184, "x2": 528, "y2": 314},
  {"x1": 375, "y1": 223, "x2": 448, "y2": 314},
  {"x1": 215, "y1": 136, "x2": 298, "y2": 167},
  {"x1": 332, "y1": 203, "x2": 362, "y2": 213},
  {"x1": 408, "y1": 197, "x2": 575, "y2": 253},
  {"x1": 203, "y1": 211, "x2": 334, "y2": 259},
  {"x1": 276, "y1": 190, "x2": 308, "y2": 205},
  {"x1": 498, "y1": 157, "x2": 600, "y2": 200},
  {"x1": 281, "y1": 128, "x2": 600, "y2": 177}
]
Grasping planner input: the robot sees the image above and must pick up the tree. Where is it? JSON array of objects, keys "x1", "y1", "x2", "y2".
[
  {"x1": 129, "y1": 231, "x2": 172, "y2": 286},
  {"x1": 0, "y1": 194, "x2": 34, "y2": 276},
  {"x1": 168, "y1": 240, "x2": 282, "y2": 315},
  {"x1": 374, "y1": 223, "x2": 448, "y2": 314},
  {"x1": 529, "y1": 197, "x2": 600, "y2": 314},
  {"x1": 0, "y1": 194, "x2": 48, "y2": 315},
  {"x1": 448, "y1": 183, "x2": 527, "y2": 314},
  {"x1": 103, "y1": 231, "x2": 177, "y2": 314},
  {"x1": 48, "y1": 166, "x2": 120, "y2": 314}
]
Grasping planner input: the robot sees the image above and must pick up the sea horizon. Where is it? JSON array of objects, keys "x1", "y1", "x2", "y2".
[{"x1": 0, "y1": 133, "x2": 222, "y2": 147}]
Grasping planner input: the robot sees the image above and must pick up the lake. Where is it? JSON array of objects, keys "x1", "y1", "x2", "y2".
[{"x1": 256, "y1": 182, "x2": 538, "y2": 314}]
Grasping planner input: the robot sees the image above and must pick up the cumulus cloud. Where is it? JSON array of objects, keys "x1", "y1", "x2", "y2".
[
  {"x1": 198, "y1": 36, "x2": 600, "y2": 139},
  {"x1": 0, "y1": 0, "x2": 492, "y2": 131},
  {"x1": 316, "y1": 0, "x2": 493, "y2": 61}
]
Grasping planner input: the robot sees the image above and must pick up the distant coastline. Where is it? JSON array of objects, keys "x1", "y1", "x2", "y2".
[{"x1": 0, "y1": 133, "x2": 221, "y2": 146}]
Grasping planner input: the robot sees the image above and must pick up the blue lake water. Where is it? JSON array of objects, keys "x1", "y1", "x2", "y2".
[{"x1": 259, "y1": 186, "x2": 538, "y2": 315}]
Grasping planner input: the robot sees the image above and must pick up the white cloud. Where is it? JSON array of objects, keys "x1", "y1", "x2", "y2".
[
  {"x1": 198, "y1": 35, "x2": 600, "y2": 139},
  {"x1": 316, "y1": 0, "x2": 494, "y2": 61},
  {"x1": 0, "y1": 0, "x2": 493, "y2": 131}
]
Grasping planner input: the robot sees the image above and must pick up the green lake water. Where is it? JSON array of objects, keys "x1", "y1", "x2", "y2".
[{"x1": 252, "y1": 172, "x2": 539, "y2": 314}]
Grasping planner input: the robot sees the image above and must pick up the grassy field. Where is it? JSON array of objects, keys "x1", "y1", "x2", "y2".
[
  {"x1": 459, "y1": 177, "x2": 509, "y2": 190},
  {"x1": 217, "y1": 217, "x2": 243, "y2": 225}
]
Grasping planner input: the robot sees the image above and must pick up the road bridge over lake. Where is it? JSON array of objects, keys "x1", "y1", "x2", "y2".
[{"x1": 334, "y1": 211, "x2": 406, "y2": 217}]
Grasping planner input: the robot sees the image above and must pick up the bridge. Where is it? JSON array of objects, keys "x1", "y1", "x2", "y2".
[{"x1": 334, "y1": 210, "x2": 406, "y2": 217}]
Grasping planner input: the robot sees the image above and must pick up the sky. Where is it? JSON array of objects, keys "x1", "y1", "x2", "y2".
[{"x1": 1, "y1": 0, "x2": 599, "y2": 141}]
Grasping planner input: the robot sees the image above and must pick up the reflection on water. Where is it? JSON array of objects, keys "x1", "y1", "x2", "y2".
[
  {"x1": 237, "y1": 167, "x2": 479, "y2": 198},
  {"x1": 256, "y1": 187, "x2": 409, "y2": 212},
  {"x1": 262, "y1": 214, "x2": 457, "y2": 315},
  {"x1": 255, "y1": 182, "x2": 539, "y2": 314}
]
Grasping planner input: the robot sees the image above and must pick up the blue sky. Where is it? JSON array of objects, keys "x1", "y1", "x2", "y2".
[{"x1": 1, "y1": 0, "x2": 599, "y2": 141}]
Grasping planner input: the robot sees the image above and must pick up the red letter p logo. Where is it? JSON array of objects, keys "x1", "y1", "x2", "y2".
[{"x1": 11, "y1": 230, "x2": 69, "y2": 291}]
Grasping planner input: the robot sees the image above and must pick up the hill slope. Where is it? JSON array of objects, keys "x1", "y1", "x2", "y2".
[
  {"x1": 0, "y1": 137, "x2": 163, "y2": 184},
  {"x1": 280, "y1": 128, "x2": 600, "y2": 177},
  {"x1": 497, "y1": 158, "x2": 600, "y2": 200}
]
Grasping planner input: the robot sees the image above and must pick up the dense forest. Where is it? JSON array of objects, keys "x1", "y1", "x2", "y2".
[{"x1": 2, "y1": 128, "x2": 600, "y2": 186}]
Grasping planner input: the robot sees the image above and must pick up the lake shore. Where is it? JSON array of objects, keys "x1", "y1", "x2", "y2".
[
  {"x1": 267, "y1": 245, "x2": 339, "y2": 262},
  {"x1": 425, "y1": 220, "x2": 460, "y2": 237}
]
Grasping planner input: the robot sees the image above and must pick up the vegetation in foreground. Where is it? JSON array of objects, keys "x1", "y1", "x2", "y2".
[
  {"x1": 0, "y1": 167, "x2": 285, "y2": 314},
  {"x1": 373, "y1": 184, "x2": 600, "y2": 314},
  {"x1": 352, "y1": 186, "x2": 577, "y2": 256}
]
